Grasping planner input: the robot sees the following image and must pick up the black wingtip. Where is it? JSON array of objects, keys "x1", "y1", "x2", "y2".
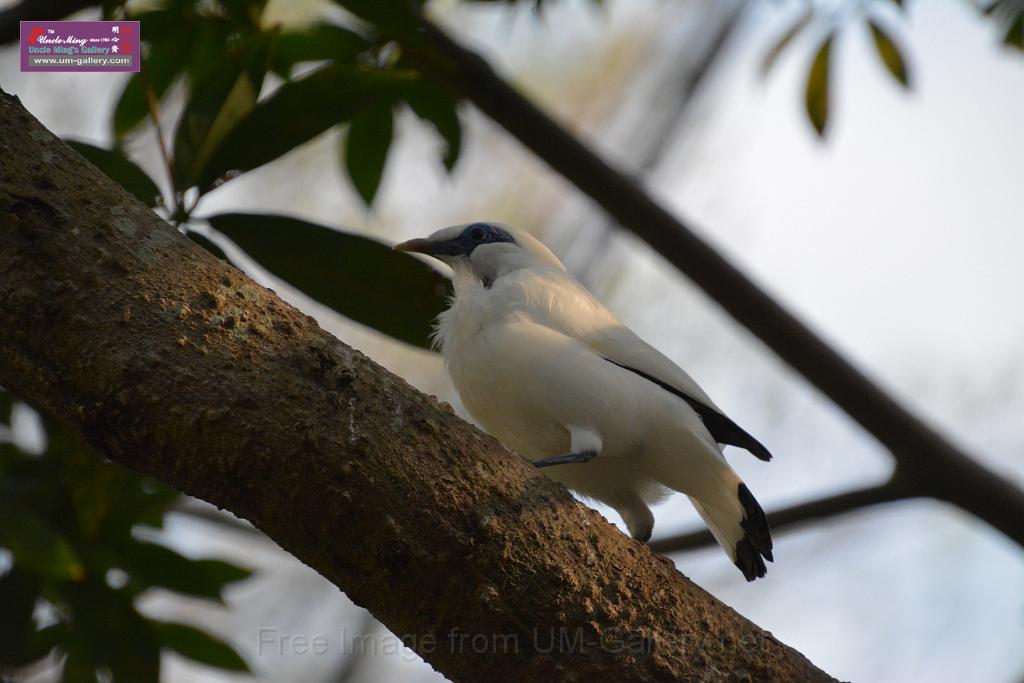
[
  {"x1": 734, "y1": 537, "x2": 768, "y2": 581},
  {"x1": 735, "y1": 483, "x2": 773, "y2": 581},
  {"x1": 745, "y1": 440, "x2": 773, "y2": 462},
  {"x1": 601, "y1": 358, "x2": 773, "y2": 461}
]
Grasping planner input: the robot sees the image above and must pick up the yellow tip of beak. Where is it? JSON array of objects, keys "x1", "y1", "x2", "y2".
[{"x1": 393, "y1": 238, "x2": 431, "y2": 254}]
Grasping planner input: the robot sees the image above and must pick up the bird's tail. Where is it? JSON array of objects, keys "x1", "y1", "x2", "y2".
[{"x1": 689, "y1": 482, "x2": 773, "y2": 582}]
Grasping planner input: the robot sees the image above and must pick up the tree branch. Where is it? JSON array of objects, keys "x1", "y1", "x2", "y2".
[
  {"x1": 0, "y1": 90, "x2": 835, "y2": 682},
  {"x1": 561, "y1": 0, "x2": 748, "y2": 285},
  {"x1": 376, "y1": 8, "x2": 1024, "y2": 548},
  {"x1": 650, "y1": 479, "x2": 910, "y2": 555}
]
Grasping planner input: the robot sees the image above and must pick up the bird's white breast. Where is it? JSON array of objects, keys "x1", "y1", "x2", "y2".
[{"x1": 438, "y1": 270, "x2": 598, "y2": 454}]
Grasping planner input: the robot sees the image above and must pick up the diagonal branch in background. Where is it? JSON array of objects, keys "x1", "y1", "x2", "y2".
[
  {"x1": 347, "y1": 4, "x2": 1024, "y2": 548},
  {"x1": 550, "y1": 0, "x2": 749, "y2": 286},
  {"x1": 0, "y1": 89, "x2": 835, "y2": 683},
  {"x1": 651, "y1": 478, "x2": 911, "y2": 555}
]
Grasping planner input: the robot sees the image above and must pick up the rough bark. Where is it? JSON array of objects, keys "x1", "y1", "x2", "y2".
[{"x1": 0, "y1": 93, "x2": 834, "y2": 681}]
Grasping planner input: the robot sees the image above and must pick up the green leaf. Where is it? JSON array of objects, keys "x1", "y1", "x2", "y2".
[
  {"x1": 113, "y1": 71, "x2": 158, "y2": 139},
  {"x1": 207, "y1": 213, "x2": 450, "y2": 349},
  {"x1": 111, "y1": 7, "x2": 201, "y2": 138},
  {"x1": 61, "y1": 648, "x2": 100, "y2": 683},
  {"x1": 0, "y1": 569, "x2": 41, "y2": 666},
  {"x1": 28, "y1": 623, "x2": 69, "y2": 662},
  {"x1": 193, "y1": 557, "x2": 253, "y2": 590},
  {"x1": 182, "y1": 16, "x2": 238, "y2": 86},
  {"x1": 113, "y1": 538, "x2": 251, "y2": 602},
  {"x1": 868, "y1": 19, "x2": 910, "y2": 87},
  {"x1": 402, "y1": 80, "x2": 462, "y2": 171},
  {"x1": 154, "y1": 621, "x2": 250, "y2": 672},
  {"x1": 272, "y1": 23, "x2": 368, "y2": 75},
  {"x1": 1005, "y1": 14, "x2": 1024, "y2": 50},
  {"x1": 804, "y1": 32, "x2": 834, "y2": 137},
  {"x1": 761, "y1": 7, "x2": 813, "y2": 76},
  {"x1": 0, "y1": 501, "x2": 84, "y2": 580},
  {"x1": 172, "y1": 30, "x2": 276, "y2": 190},
  {"x1": 60, "y1": 439, "x2": 179, "y2": 540},
  {"x1": 187, "y1": 231, "x2": 229, "y2": 261},
  {"x1": 0, "y1": 387, "x2": 12, "y2": 426},
  {"x1": 66, "y1": 141, "x2": 163, "y2": 208},
  {"x1": 61, "y1": 581, "x2": 161, "y2": 682},
  {"x1": 199, "y1": 64, "x2": 416, "y2": 191},
  {"x1": 345, "y1": 99, "x2": 394, "y2": 206}
]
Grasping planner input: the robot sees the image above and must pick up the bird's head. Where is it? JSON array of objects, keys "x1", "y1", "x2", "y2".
[{"x1": 394, "y1": 222, "x2": 565, "y2": 288}]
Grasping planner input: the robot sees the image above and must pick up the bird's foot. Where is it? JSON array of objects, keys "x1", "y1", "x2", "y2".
[{"x1": 533, "y1": 450, "x2": 598, "y2": 468}]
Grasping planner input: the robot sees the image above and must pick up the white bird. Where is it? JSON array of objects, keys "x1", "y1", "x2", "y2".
[{"x1": 395, "y1": 222, "x2": 774, "y2": 581}]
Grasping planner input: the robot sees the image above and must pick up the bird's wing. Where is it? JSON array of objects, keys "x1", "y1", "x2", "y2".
[
  {"x1": 583, "y1": 325, "x2": 773, "y2": 462},
  {"x1": 499, "y1": 268, "x2": 772, "y2": 461}
]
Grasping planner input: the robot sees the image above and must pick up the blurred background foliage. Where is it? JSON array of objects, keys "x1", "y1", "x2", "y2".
[
  {"x1": 0, "y1": 389, "x2": 251, "y2": 682},
  {"x1": 1, "y1": 0, "x2": 1023, "y2": 681}
]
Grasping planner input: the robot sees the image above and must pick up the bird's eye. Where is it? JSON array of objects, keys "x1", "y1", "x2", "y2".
[{"x1": 470, "y1": 226, "x2": 486, "y2": 242}]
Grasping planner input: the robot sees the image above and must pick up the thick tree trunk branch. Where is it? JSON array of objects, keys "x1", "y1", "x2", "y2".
[
  {"x1": 0, "y1": 92, "x2": 835, "y2": 681},
  {"x1": 390, "y1": 11, "x2": 1024, "y2": 548}
]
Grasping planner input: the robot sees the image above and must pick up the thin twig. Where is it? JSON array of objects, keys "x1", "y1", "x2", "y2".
[{"x1": 140, "y1": 69, "x2": 180, "y2": 221}]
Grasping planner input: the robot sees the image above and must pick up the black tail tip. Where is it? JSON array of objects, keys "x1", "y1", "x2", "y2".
[{"x1": 735, "y1": 483, "x2": 774, "y2": 582}]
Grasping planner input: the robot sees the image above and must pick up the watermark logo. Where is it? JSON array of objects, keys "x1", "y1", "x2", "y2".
[
  {"x1": 255, "y1": 626, "x2": 658, "y2": 662},
  {"x1": 20, "y1": 21, "x2": 140, "y2": 72}
]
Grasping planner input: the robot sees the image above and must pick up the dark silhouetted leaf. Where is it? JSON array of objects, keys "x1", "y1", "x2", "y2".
[
  {"x1": 199, "y1": 64, "x2": 416, "y2": 191},
  {"x1": 868, "y1": 19, "x2": 910, "y2": 87},
  {"x1": 0, "y1": 501, "x2": 83, "y2": 580},
  {"x1": 272, "y1": 23, "x2": 368, "y2": 75},
  {"x1": 182, "y1": 16, "x2": 238, "y2": 86},
  {"x1": 207, "y1": 213, "x2": 450, "y2": 348},
  {"x1": 0, "y1": 569, "x2": 40, "y2": 666},
  {"x1": 66, "y1": 141, "x2": 163, "y2": 207},
  {"x1": 1005, "y1": 14, "x2": 1024, "y2": 50},
  {"x1": 60, "y1": 437, "x2": 179, "y2": 540},
  {"x1": 111, "y1": 13, "x2": 190, "y2": 138},
  {"x1": 194, "y1": 557, "x2": 253, "y2": 590},
  {"x1": 61, "y1": 581, "x2": 160, "y2": 682},
  {"x1": 761, "y1": 7, "x2": 813, "y2": 76},
  {"x1": 805, "y1": 32, "x2": 834, "y2": 137},
  {"x1": 61, "y1": 648, "x2": 99, "y2": 683},
  {"x1": 26, "y1": 623, "x2": 69, "y2": 664},
  {"x1": 0, "y1": 388, "x2": 12, "y2": 425},
  {"x1": 889, "y1": 0, "x2": 904, "y2": 9},
  {"x1": 172, "y1": 30, "x2": 276, "y2": 189},
  {"x1": 187, "y1": 231, "x2": 229, "y2": 260},
  {"x1": 345, "y1": 99, "x2": 394, "y2": 206},
  {"x1": 154, "y1": 621, "x2": 250, "y2": 672},
  {"x1": 113, "y1": 538, "x2": 252, "y2": 602},
  {"x1": 402, "y1": 80, "x2": 462, "y2": 170}
]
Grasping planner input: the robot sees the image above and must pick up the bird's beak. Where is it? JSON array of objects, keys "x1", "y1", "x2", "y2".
[{"x1": 393, "y1": 238, "x2": 433, "y2": 254}]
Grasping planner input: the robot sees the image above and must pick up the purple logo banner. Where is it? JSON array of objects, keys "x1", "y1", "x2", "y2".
[{"x1": 20, "y1": 20, "x2": 140, "y2": 72}]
